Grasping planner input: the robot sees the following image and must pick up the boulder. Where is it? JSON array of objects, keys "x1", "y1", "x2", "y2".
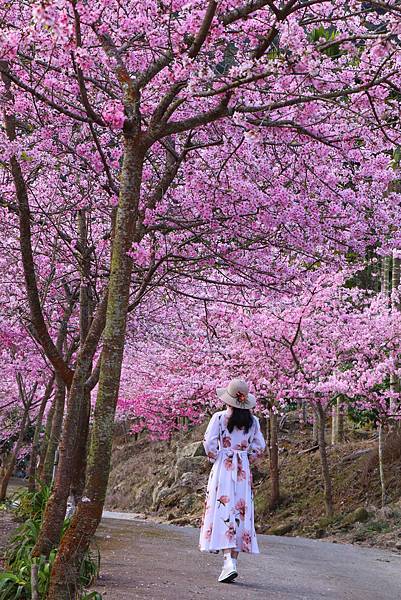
[
  {"x1": 158, "y1": 488, "x2": 187, "y2": 508},
  {"x1": 152, "y1": 481, "x2": 168, "y2": 506},
  {"x1": 175, "y1": 456, "x2": 205, "y2": 479},
  {"x1": 377, "y1": 506, "x2": 395, "y2": 520},
  {"x1": 268, "y1": 522, "x2": 295, "y2": 536},
  {"x1": 178, "y1": 471, "x2": 205, "y2": 490},
  {"x1": 342, "y1": 507, "x2": 370, "y2": 526},
  {"x1": 176, "y1": 441, "x2": 206, "y2": 460}
]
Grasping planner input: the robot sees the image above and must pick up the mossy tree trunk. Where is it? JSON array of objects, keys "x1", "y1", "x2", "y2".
[
  {"x1": 33, "y1": 206, "x2": 105, "y2": 556},
  {"x1": 32, "y1": 294, "x2": 107, "y2": 557},
  {"x1": 70, "y1": 209, "x2": 94, "y2": 505},
  {"x1": 38, "y1": 396, "x2": 56, "y2": 480},
  {"x1": 46, "y1": 137, "x2": 146, "y2": 599},
  {"x1": 40, "y1": 378, "x2": 66, "y2": 489},
  {"x1": 27, "y1": 376, "x2": 55, "y2": 492},
  {"x1": 30, "y1": 300, "x2": 76, "y2": 492}
]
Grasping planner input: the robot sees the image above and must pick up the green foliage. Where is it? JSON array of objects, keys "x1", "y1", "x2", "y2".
[
  {"x1": 390, "y1": 146, "x2": 401, "y2": 170},
  {"x1": 347, "y1": 405, "x2": 378, "y2": 428},
  {"x1": 309, "y1": 26, "x2": 341, "y2": 58},
  {"x1": 364, "y1": 520, "x2": 391, "y2": 534},
  {"x1": 81, "y1": 592, "x2": 103, "y2": 600},
  {"x1": 12, "y1": 483, "x2": 51, "y2": 521},
  {"x1": 1, "y1": 486, "x2": 101, "y2": 599}
]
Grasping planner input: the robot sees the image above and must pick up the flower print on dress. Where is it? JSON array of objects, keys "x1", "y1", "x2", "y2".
[
  {"x1": 217, "y1": 495, "x2": 230, "y2": 507},
  {"x1": 205, "y1": 525, "x2": 213, "y2": 541},
  {"x1": 237, "y1": 456, "x2": 247, "y2": 481},
  {"x1": 207, "y1": 450, "x2": 217, "y2": 461},
  {"x1": 225, "y1": 523, "x2": 236, "y2": 543},
  {"x1": 235, "y1": 498, "x2": 247, "y2": 521},
  {"x1": 237, "y1": 466, "x2": 247, "y2": 481},
  {"x1": 224, "y1": 455, "x2": 234, "y2": 471},
  {"x1": 242, "y1": 530, "x2": 252, "y2": 553},
  {"x1": 222, "y1": 435, "x2": 231, "y2": 448},
  {"x1": 234, "y1": 440, "x2": 248, "y2": 450}
]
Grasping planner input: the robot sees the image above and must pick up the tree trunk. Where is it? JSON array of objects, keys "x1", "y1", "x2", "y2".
[
  {"x1": 337, "y1": 398, "x2": 344, "y2": 442},
  {"x1": 0, "y1": 407, "x2": 30, "y2": 501},
  {"x1": 268, "y1": 408, "x2": 280, "y2": 509},
  {"x1": 33, "y1": 290, "x2": 107, "y2": 558},
  {"x1": 312, "y1": 412, "x2": 319, "y2": 445},
  {"x1": 301, "y1": 400, "x2": 307, "y2": 428},
  {"x1": 381, "y1": 255, "x2": 391, "y2": 297},
  {"x1": 38, "y1": 396, "x2": 56, "y2": 480},
  {"x1": 259, "y1": 415, "x2": 268, "y2": 440},
  {"x1": 46, "y1": 138, "x2": 146, "y2": 599},
  {"x1": 316, "y1": 404, "x2": 333, "y2": 517},
  {"x1": 33, "y1": 371, "x2": 88, "y2": 556},
  {"x1": 331, "y1": 397, "x2": 342, "y2": 445},
  {"x1": 70, "y1": 209, "x2": 93, "y2": 505},
  {"x1": 391, "y1": 251, "x2": 400, "y2": 420},
  {"x1": 378, "y1": 422, "x2": 386, "y2": 508},
  {"x1": 41, "y1": 379, "x2": 66, "y2": 488},
  {"x1": 331, "y1": 403, "x2": 337, "y2": 445},
  {"x1": 70, "y1": 388, "x2": 91, "y2": 503},
  {"x1": 28, "y1": 376, "x2": 54, "y2": 492}
]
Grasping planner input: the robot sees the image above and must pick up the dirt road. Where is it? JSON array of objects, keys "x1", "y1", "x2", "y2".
[{"x1": 93, "y1": 514, "x2": 401, "y2": 600}]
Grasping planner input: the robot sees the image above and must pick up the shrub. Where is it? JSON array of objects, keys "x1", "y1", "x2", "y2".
[{"x1": 0, "y1": 487, "x2": 101, "y2": 599}]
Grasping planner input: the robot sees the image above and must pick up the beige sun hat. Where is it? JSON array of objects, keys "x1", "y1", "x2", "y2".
[{"x1": 216, "y1": 378, "x2": 256, "y2": 410}]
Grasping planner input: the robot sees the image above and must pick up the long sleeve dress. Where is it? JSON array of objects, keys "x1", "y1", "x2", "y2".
[{"x1": 199, "y1": 409, "x2": 266, "y2": 554}]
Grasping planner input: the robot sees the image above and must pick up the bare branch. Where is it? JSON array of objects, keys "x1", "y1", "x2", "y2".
[{"x1": 188, "y1": 0, "x2": 218, "y2": 59}]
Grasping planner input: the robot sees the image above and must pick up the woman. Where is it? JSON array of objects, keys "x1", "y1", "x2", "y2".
[{"x1": 199, "y1": 378, "x2": 266, "y2": 583}]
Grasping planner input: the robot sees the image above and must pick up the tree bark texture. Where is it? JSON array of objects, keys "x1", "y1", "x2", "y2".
[
  {"x1": 316, "y1": 404, "x2": 333, "y2": 517},
  {"x1": 41, "y1": 379, "x2": 66, "y2": 489},
  {"x1": 28, "y1": 376, "x2": 55, "y2": 492},
  {"x1": 378, "y1": 422, "x2": 386, "y2": 508},
  {"x1": 0, "y1": 406, "x2": 30, "y2": 501},
  {"x1": 268, "y1": 408, "x2": 280, "y2": 509},
  {"x1": 33, "y1": 291, "x2": 108, "y2": 557},
  {"x1": 46, "y1": 138, "x2": 146, "y2": 599}
]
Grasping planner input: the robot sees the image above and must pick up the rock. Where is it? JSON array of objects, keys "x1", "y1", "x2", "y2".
[
  {"x1": 179, "y1": 494, "x2": 196, "y2": 511},
  {"x1": 152, "y1": 481, "x2": 167, "y2": 506},
  {"x1": 377, "y1": 506, "x2": 394, "y2": 520},
  {"x1": 175, "y1": 456, "x2": 205, "y2": 479},
  {"x1": 318, "y1": 516, "x2": 336, "y2": 528},
  {"x1": 342, "y1": 449, "x2": 372, "y2": 463},
  {"x1": 155, "y1": 486, "x2": 175, "y2": 504},
  {"x1": 176, "y1": 441, "x2": 206, "y2": 460},
  {"x1": 342, "y1": 507, "x2": 370, "y2": 526},
  {"x1": 268, "y1": 522, "x2": 295, "y2": 536},
  {"x1": 178, "y1": 471, "x2": 205, "y2": 489},
  {"x1": 158, "y1": 487, "x2": 187, "y2": 508},
  {"x1": 314, "y1": 529, "x2": 326, "y2": 539},
  {"x1": 133, "y1": 484, "x2": 153, "y2": 507},
  {"x1": 168, "y1": 516, "x2": 192, "y2": 526}
]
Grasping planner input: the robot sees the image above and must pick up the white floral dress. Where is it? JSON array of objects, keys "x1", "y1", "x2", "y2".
[{"x1": 199, "y1": 409, "x2": 266, "y2": 553}]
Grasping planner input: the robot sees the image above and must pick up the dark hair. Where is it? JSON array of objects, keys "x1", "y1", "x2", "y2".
[{"x1": 227, "y1": 407, "x2": 254, "y2": 434}]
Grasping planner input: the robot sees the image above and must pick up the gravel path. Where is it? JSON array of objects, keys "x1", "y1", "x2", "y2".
[{"x1": 93, "y1": 514, "x2": 401, "y2": 600}]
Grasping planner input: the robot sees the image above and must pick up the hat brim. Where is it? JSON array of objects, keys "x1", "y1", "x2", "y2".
[{"x1": 216, "y1": 387, "x2": 256, "y2": 409}]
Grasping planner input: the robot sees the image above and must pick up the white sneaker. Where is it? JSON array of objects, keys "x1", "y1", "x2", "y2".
[{"x1": 218, "y1": 557, "x2": 238, "y2": 583}]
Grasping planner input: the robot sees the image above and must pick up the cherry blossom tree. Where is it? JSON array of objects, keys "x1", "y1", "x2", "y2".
[{"x1": 1, "y1": 0, "x2": 401, "y2": 595}]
